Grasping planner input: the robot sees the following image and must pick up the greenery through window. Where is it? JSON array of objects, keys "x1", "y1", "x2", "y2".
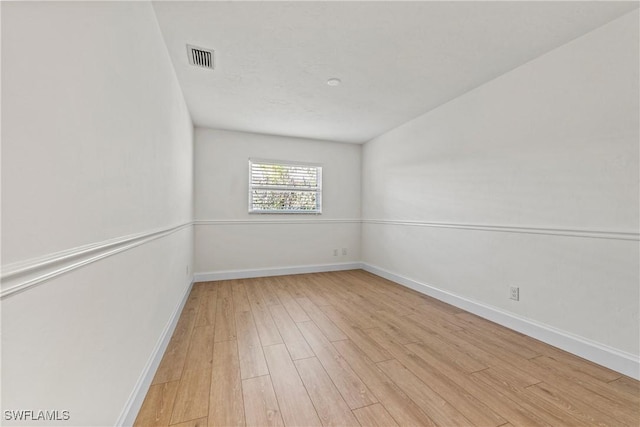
[{"x1": 249, "y1": 159, "x2": 322, "y2": 213}]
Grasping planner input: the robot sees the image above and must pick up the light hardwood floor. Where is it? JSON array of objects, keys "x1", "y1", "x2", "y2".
[{"x1": 135, "y1": 270, "x2": 639, "y2": 426}]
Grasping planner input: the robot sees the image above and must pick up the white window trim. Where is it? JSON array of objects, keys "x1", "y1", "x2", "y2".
[{"x1": 248, "y1": 158, "x2": 323, "y2": 214}]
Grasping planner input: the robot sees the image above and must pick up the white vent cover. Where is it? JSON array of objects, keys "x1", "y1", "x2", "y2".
[{"x1": 187, "y1": 44, "x2": 214, "y2": 69}]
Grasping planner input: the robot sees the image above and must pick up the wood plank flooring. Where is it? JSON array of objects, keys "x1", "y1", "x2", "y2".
[{"x1": 135, "y1": 270, "x2": 639, "y2": 426}]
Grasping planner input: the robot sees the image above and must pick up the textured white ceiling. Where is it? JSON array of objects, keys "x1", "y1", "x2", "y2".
[{"x1": 152, "y1": 1, "x2": 638, "y2": 143}]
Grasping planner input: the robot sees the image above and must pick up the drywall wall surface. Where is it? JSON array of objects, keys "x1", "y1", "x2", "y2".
[
  {"x1": 1, "y1": 2, "x2": 194, "y2": 425},
  {"x1": 194, "y1": 128, "x2": 361, "y2": 273},
  {"x1": 2, "y1": 2, "x2": 194, "y2": 264},
  {"x1": 361, "y1": 11, "x2": 639, "y2": 356},
  {"x1": 2, "y1": 230, "x2": 193, "y2": 425}
]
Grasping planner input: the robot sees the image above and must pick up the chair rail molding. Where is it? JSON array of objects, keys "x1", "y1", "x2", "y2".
[
  {"x1": 362, "y1": 219, "x2": 639, "y2": 241},
  {"x1": 1, "y1": 222, "x2": 194, "y2": 299},
  {"x1": 194, "y1": 218, "x2": 361, "y2": 226}
]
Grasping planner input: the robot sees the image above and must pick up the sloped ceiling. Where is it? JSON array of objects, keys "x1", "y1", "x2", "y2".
[{"x1": 152, "y1": 1, "x2": 638, "y2": 143}]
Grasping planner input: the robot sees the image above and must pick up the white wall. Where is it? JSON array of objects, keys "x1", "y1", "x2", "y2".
[
  {"x1": 362, "y1": 10, "x2": 639, "y2": 364},
  {"x1": 1, "y1": 2, "x2": 194, "y2": 425},
  {"x1": 194, "y1": 128, "x2": 361, "y2": 276}
]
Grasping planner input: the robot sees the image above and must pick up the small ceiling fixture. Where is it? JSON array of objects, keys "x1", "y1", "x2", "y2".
[
  {"x1": 187, "y1": 44, "x2": 214, "y2": 70},
  {"x1": 327, "y1": 78, "x2": 341, "y2": 86}
]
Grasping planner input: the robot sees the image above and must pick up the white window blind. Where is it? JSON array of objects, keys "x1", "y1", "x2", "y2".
[{"x1": 249, "y1": 159, "x2": 322, "y2": 213}]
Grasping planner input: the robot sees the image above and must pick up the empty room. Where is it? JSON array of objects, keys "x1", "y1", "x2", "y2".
[{"x1": 2, "y1": 1, "x2": 639, "y2": 426}]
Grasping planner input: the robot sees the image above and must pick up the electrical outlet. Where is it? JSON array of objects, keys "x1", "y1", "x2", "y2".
[
  {"x1": 509, "y1": 286, "x2": 519, "y2": 301},
  {"x1": 333, "y1": 249, "x2": 338, "y2": 256},
  {"x1": 186, "y1": 265, "x2": 190, "y2": 275},
  {"x1": 342, "y1": 248, "x2": 347, "y2": 256}
]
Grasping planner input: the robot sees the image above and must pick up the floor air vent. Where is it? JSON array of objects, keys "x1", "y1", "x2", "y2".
[{"x1": 187, "y1": 44, "x2": 214, "y2": 69}]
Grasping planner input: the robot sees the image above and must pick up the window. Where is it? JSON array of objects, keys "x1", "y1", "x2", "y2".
[{"x1": 249, "y1": 159, "x2": 322, "y2": 214}]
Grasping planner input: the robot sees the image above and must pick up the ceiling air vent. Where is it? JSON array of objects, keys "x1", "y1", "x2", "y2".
[{"x1": 187, "y1": 44, "x2": 214, "y2": 70}]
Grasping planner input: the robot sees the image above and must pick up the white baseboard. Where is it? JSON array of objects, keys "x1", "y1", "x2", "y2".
[
  {"x1": 362, "y1": 263, "x2": 640, "y2": 380},
  {"x1": 115, "y1": 277, "x2": 195, "y2": 426},
  {"x1": 194, "y1": 262, "x2": 363, "y2": 282}
]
